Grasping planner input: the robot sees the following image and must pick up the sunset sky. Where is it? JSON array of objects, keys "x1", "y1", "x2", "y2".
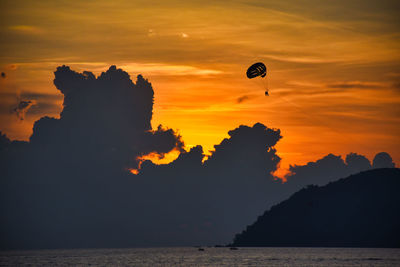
[{"x1": 1, "y1": 0, "x2": 399, "y2": 176}]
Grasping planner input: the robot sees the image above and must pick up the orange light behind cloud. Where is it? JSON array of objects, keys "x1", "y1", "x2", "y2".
[{"x1": 0, "y1": 0, "x2": 399, "y2": 176}]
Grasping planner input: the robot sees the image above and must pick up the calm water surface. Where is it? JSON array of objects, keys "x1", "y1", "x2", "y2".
[{"x1": 1, "y1": 247, "x2": 399, "y2": 266}]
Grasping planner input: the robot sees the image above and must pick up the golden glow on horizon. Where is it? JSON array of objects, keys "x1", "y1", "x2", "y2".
[{"x1": 0, "y1": 0, "x2": 399, "y2": 176}]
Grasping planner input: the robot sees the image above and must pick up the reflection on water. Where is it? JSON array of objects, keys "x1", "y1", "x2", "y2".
[{"x1": 1, "y1": 247, "x2": 399, "y2": 266}]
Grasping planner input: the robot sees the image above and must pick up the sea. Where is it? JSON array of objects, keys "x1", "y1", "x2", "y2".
[{"x1": 1, "y1": 247, "x2": 399, "y2": 266}]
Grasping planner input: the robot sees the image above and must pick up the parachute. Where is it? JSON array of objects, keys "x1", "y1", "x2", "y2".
[
  {"x1": 246, "y1": 62, "x2": 268, "y2": 95},
  {"x1": 246, "y1": 62, "x2": 266, "y2": 79}
]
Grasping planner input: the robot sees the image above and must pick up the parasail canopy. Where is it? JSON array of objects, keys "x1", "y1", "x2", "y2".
[{"x1": 246, "y1": 62, "x2": 267, "y2": 79}]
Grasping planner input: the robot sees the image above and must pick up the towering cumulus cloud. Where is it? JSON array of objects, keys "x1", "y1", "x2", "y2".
[{"x1": 30, "y1": 65, "x2": 183, "y2": 170}]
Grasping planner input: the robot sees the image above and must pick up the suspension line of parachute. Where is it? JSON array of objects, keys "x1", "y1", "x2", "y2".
[{"x1": 246, "y1": 62, "x2": 268, "y2": 96}]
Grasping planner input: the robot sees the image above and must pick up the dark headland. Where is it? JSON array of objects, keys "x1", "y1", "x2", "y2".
[{"x1": 231, "y1": 168, "x2": 400, "y2": 248}]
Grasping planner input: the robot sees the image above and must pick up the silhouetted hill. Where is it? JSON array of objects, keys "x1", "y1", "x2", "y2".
[{"x1": 231, "y1": 168, "x2": 400, "y2": 247}]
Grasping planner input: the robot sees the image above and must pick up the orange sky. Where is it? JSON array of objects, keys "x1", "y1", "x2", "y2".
[{"x1": 1, "y1": 0, "x2": 399, "y2": 176}]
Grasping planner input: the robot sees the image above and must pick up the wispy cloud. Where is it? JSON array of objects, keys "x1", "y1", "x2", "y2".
[
  {"x1": 119, "y1": 63, "x2": 222, "y2": 76},
  {"x1": 7, "y1": 61, "x2": 222, "y2": 77},
  {"x1": 237, "y1": 95, "x2": 250, "y2": 103},
  {"x1": 12, "y1": 100, "x2": 36, "y2": 120},
  {"x1": 283, "y1": 80, "x2": 392, "y2": 92},
  {"x1": 327, "y1": 81, "x2": 386, "y2": 89},
  {"x1": 263, "y1": 54, "x2": 340, "y2": 64},
  {"x1": 236, "y1": 94, "x2": 256, "y2": 103},
  {"x1": 286, "y1": 81, "x2": 324, "y2": 87},
  {"x1": 8, "y1": 25, "x2": 43, "y2": 35}
]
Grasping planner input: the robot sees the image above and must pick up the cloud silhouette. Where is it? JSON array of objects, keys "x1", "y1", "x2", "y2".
[
  {"x1": 285, "y1": 154, "x2": 349, "y2": 189},
  {"x1": 30, "y1": 65, "x2": 183, "y2": 169},
  {"x1": 373, "y1": 152, "x2": 396, "y2": 168},
  {"x1": 285, "y1": 152, "x2": 395, "y2": 192},
  {"x1": 134, "y1": 123, "x2": 284, "y2": 245},
  {"x1": 0, "y1": 65, "x2": 397, "y2": 249},
  {"x1": 345, "y1": 152, "x2": 372, "y2": 173}
]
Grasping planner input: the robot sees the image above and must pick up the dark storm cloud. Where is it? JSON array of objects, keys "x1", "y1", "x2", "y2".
[{"x1": 0, "y1": 65, "x2": 397, "y2": 249}]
